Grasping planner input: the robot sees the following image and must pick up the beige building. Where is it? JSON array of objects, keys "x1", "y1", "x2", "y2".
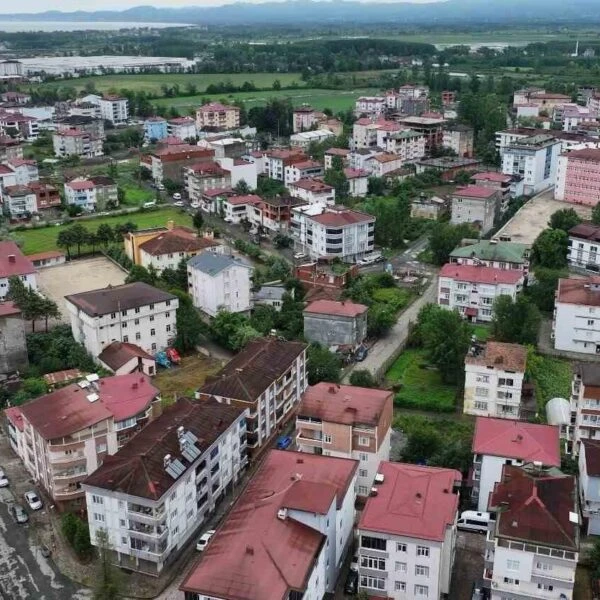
[{"x1": 195, "y1": 102, "x2": 240, "y2": 130}]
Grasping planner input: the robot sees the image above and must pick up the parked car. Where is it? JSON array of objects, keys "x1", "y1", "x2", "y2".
[
  {"x1": 190, "y1": 201, "x2": 201, "y2": 209},
  {"x1": 40, "y1": 544, "x2": 51, "y2": 558},
  {"x1": 457, "y1": 510, "x2": 491, "y2": 534},
  {"x1": 173, "y1": 201, "x2": 185, "y2": 207},
  {"x1": 344, "y1": 569, "x2": 358, "y2": 595},
  {"x1": 173, "y1": 192, "x2": 182, "y2": 201},
  {"x1": 196, "y1": 529, "x2": 216, "y2": 552},
  {"x1": 24, "y1": 491, "x2": 43, "y2": 511},
  {"x1": 0, "y1": 472, "x2": 8, "y2": 487},
  {"x1": 293, "y1": 252, "x2": 307, "y2": 260},
  {"x1": 166, "y1": 347, "x2": 181, "y2": 365},
  {"x1": 355, "y1": 345, "x2": 368, "y2": 362},
  {"x1": 224, "y1": 217, "x2": 233, "y2": 223},
  {"x1": 10, "y1": 504, "x2": 28, "y2": 524},
  {"x1": 276, "y1": 435, "x2": 292, "y2": 450}
]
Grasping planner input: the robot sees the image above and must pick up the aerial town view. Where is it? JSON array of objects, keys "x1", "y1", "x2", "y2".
[{"x1": 2, "y1": 0, "x2": 600, "y2": 599}]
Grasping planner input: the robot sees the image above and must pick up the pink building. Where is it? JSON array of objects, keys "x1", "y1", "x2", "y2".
[{"x1": 555, "y1": 148, "x2": 600, "y2": 206}]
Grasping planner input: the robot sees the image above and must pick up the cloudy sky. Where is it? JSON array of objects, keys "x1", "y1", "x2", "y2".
[{"x1": 10, "y1": 0, "x2": 438, "y2": 11}]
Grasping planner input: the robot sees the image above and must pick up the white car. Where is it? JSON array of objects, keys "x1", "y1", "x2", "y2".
[
  {"x1": 223, "y1": 217, "x2": 233, "y2": 223},
  {"x1": 24, "y1": 491, "x2": 43, "y2": 511},
  {"x1": 0, "y1": 473, "x2": 8, "y2": 488},
  {"x1": 173, "y1": 192, "x2": 182, "y2": 201},
  {"x1": 196, "y1": 529, "x2": 216, "y2": 552},
  {"x1": 190, "y1": 201, "x2": 201, "y2": 209},
  {"x1": 293, "y1": 252, "x2": 307, "y2": 260},
  {"x1": 173, "y1": 201, "x2": 185, "y2": 207}
]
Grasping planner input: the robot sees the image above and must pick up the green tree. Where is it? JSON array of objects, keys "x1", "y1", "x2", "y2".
[
  {"x1": 588, "y1": 539, "x2": 600, "y2": 578},
  {"x1": 428, "y1": 222, "x2": 478, "y2": 266},
  {"x1": 192, "y1": 210, "x2": 204, "y2": 234},
  {"x1": 349, "y1": 369, "x2": 377, "y2": 388},
  {"x1": 402, "y1": 427, "x2": 442, "y2": 464},
  {"x1": 491, "y1": 295, "x2": 541, "y2": 345},
  {"x1": 94, "y1": 529, "x2": 122, "y2": 600},
  {"x1": 61, "y1": 513, "x2": 79, "y2": 545},
  {"x1": 272, "y1": 79, "x2": 282, "y2": 91},
  {"x1": 592, "y1": 202, "x2": 600, "y2": 225},
  {"x1": 549, "y1": 208, "x2": 581, "y2": 232},
  {"x1": 367, "y1": 176, "x2": 386, "y2": 196},
  {"x1": 96, "y1": 224, "x2": 114, "y2": 248},
  {"x1": 73, "y1": 519, "x2": 92, "y2": 559},
  {"x1": 233, "y1": 179, "x2": 251, "y2": 194},
  {"x1": 56, "y1": 228, "x2": 76, "y2": 260},
  {"x1": 211, "y1": 310, "x2": 257, "y2": 352},
  {"x1": 40, "y1": 296, "x2": 60, "y2": 332},
  {"x1": 367, "y1": 303, "x2": 396, "y2": 337},
  {"x1": 307, "y1": 344, "x2": 342, "y2": 385},
  {"x1": 531, "y1": 228, "x2": 568, "y2": 269},
  {"x1": 125, "y1": 265, "x2": 157, "y2": 286},
  {"x1": 525, "y1": 268, "x2": 566, "y2": 313},
  {"x1": 70, "y1": 224, "x2": 89, "y2": 258},
  {"x1": 160, "y1": 258, "x2": 188, "y2": 291},
  {"x1": 173, "y1": 291, "x2": 206, "y2": 353}
]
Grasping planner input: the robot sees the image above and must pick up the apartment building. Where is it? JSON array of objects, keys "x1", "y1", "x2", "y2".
[
  {"x1": 352, "y1": 118, "x2": 382, "y2": 149},
  {"x1": 568, "y1": 222, "x2": 600, "y2": 272},
  {"x1": 303, "y1": 299, "x2": 368, "y2": 349},
  {"x1": 555, "y1": 148, "x2": 600, "y2": 205},
  {"x1": 552, "y1": 276, "x2": 600, "y2": 355},
  {"x1": 184, "y1": 162, "x2": 231, "y2": 204},
  {"x1": 296, "y1": 383, "x2": 392, "y2": 495},
  {"x1": 470, "y1": 171, "x2": 516, "y2": 210},
  {"x1": 221, "y1": 194, "x2": 262, "y2": 223},
  {"x1": 291, "y1": 204, "x2": 375, "y2": 263},
  {"x1": 56, "y1": 115, "x2": 105, "y2": 140},
  {"x1": 215, "y1": 156, "x2": 257, "y2": 189},
  {"x1": 345, "y1": 168, "x2": 369, "y2": 198},
  {"x1": 98, "y1": 96, "x2": 129, "y2": 124},
  {"x1": 443, "y1": 123, "x2": 474, "y2": 157},
  {"x1": 464, "y1": 341, "x2": 528, "y2": 420},
  {"x1": 82, "y1": 397, "x2": 247, "y2": 576},
  {"x1": 65, "y1": 282, "x2": 178, "y2": 359},
  {"x1": 198, "y1": 338, "x2": 308, "y2": 453},
  {"x1": 141, "y1": 145, "x2": 215, "y2": 185},
  {"x1": 53, "y1": 128, "x2": 103, "y2": 158},
  {"x1": 438, "y1": 264, "x2": 524, "y2": 323},
  {"x1": 485, "y1": 465, "x2": 578, "y2": 600},
  {"x1": 7, "y1": 158, "x2": 38, "y2": 186},
  {"x1": 28, "y1": 182, "x2": 61, "y2": 211},
  {"x1": 0, "y1": 302, "x2": 27, "y2": 376},
  {"x1": 501, "y1": 133, "x2": 562, "y2": 195},
  {"x1": 496, "y1": 127, "x2": 599, "y2": 155},
  {"x1": 263, "y1": 149, "x2": 307, "y2": 181},
  {"x1": 13, "y1": 373, "x2": 160, "y2": 511},
  {"x1": 471, "y1": 417, "x2": 560, "y2": 512},
  {"x1": 290, "y1": 129, "x2": 336, "y2": 150},
  {"x1": 195, "y1": 102, "x2": 240, "y2": 130},
  {"x1": 0, "y1": 240, "x2": 36, "y2": 300},
  {"x1": 63, "y1": 176, "x2": 117, "y2": 212},
  {"x1": 187, "y1": 252, "x2": 253, "y2": 316},
  {"x1": 0, "y1": 111, "x2": 38, "y2": 140},
  {"x1": 324, "y1": 147, "x2": 350, "y2": 170},
  {"x1": 449, "y1": 240, "x2": 530, "y2": 275},
  {"x1": 397, "y1": 115, "x2": 445, "y2": 153},
  {"x1": 451, "y1": 185, "x2": 501, "y2": 235},
  {"x1": 380, "y1": 129, "x2": 426, "y2": 162},
  {"x1": 293, "y1": 105, "x2": 322, "y2": 132},
  {"x1": 355, "y1": 96, "x2": 387, "y2": 118},
  {"x1": 3, "y1": 185, "x2": 37, "y2": 216},
  {"x1": 364, "y1": 153, "x2": 405, "y2": 178},
  {"x1": 167, "y1": 116, "x2": 197, "y2": 141},
  {"x1": 568, "y1": 363, "x2": 600, "y2": 455},
  {"x1": 289, "y1": 178, "x2": 335, "y2": 205},
  {"x1": 181, "y1": 449, "x2": 356, "y2": 600},
  {"x1": 579, "y1": 440, "x2": 600, "y2": 535},
  {"x1": 357, "y1": 462, "x2": 461, "y2": 600},
  {"x1": 284, "y1": 159, "x2": 324, "y2": 187},
  {"x1": 143, "y1": 117, "x2": 168, "y2": 142}
]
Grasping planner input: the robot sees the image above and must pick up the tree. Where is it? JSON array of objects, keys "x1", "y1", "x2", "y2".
[
  {"x1": 549, "y1": 208, "x2": 581, "y2": 232},
  {"x1": 173, "y1": 291, "x2": 207, "y2": 353},
  {"x1": 592, "y1": 202, "x2": 600, "y2": 225},
  {"x1": 160, "y1": 258, "x2": 188, "y2": 291},
  {"x1": 367, "y1": 176, "x2": 386, "y2": 196},
  {"x1": 73, "y1": 519, "x2": 92, "y2": 559},
  {"x1": 272, "y1": 79, "x2": 282, "y2": 91},
  {"x1": 531, "y1": 228, "x2": 568, "y2": 269},
  {"x1": 428, "y1": 222, "x2": 478, "y2": 266},
  {"x1": 61, "y1": 513, "x2": 79, "y2": 545},
  {"x1": 96, "y1": 224, "x2": 114, "y2": 248},
  {"x1": 588, "y1": 538, "x2": 600, "y2": 579},
  {"x1": 525, "y1": 268, "x2": 566, "y2": 312},
  {"x1": 491, "y1": 295, "x2": 541, "y2": 345},
  {"x1": 402, "y1": 427, "x2": 442, "y2": 464},
  {"x1": 211, "y1": 310, "x2": 258, "y2": 352},
  {"x1": 40, "y1": 296, "x2": 60, "y2": 332},
  {"x1": 233, "y1": 179, "x2": 251, "y2": 194},
  {"x1": 70, "y1": 224, "x2": 89, "y2": 257},
  {"x1": 307, "y1": 344, "x2": 342, "y2": 385},
  {"x1": 94, "y1": 529, "x2": 122, "y2": 600},
  {"x1": 192, "y1": 210, "x2": 204, "y2": 234},
  {"x1": 57, "y1": 228, "x2": 76, "y2": 260},
  {"x1": 125, "y1": 265, "x2": 157, "y2": 286},
  {"x1": 367, "y1": 303, "x2": 396, "y2": 337},
  {"x1": 349, "y1": 369, "x2": 377, "y2": 388}
]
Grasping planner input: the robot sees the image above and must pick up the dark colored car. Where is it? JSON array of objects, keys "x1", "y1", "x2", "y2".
[
  {"x1": 344, "y1": 569, "x2": 358, "y2": 595},
  {"x1": 355, "y1": 346, "x2": 368, "y2": 362},
  {"x1": 276, "y1": 435, "x2": 292, "y2": 450}
]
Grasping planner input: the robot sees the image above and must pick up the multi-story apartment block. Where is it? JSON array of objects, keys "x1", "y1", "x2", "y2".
[
  {"x1": 443, "y1": 123, "x2": 474, "y2": 157},
  {"x1": 438, "y1": 264, "x2": 524, "y2": 323},
  {"x1": 470, "y1": 171, "x2": 516, "y2": 210},
  {"x1": 496, "y1": 126, "x2": 600, "y2": 155},
  {"x1": 296, "y1": 383, "x2": 392, "y2": 495},
  {"x1": 555, "y1": 148, "x2": 600, "y2": 205},
  {"x1": 143, "y1": 117, "x2": 168, "y2": 142},
  {"x1": 12, "y1": 373, "x2": 160, "y2": 511},
  {"x1": 98, "y1": 95, "x2": 129, "y2": 124},
  {"x1": 451, "y1": 185, "x2": 501, "y2": 235},
  {"x1": 180, "y1": 449, "x2": 357, "y2": 600},
  {"x1": 471, "y1": 417, "x2": 560, "y2": 512},
  {"x1": 293, "y1": 105, "x2": 320, "y2": 132},
  {"x1": 3, "y1": 185, "x2": 38, "y2": 216},
  {"x1": 352, "y1": 118, "x2": 382, "y2": 149},
  {"x1": 0, "y1": 110, "x2": 38, "y2": 140},
  {"x1": 284, "y1": 160, "x2": 324, "y2": 187},
  {"x1": 0, "y1": 240, "x2": 36, "y2": 299},
  {"x1": 7, "y1": 158, "x2": 38, "y2": 186},
  {"x1": 184, "y1": 161, "x2": 231, "y2": 203},
  {"x1": 345, "y1": 168, "x2": 369, "y2": 198},
  {"x1": 56, "y1": 115, "x2": 105, "y2": 141},
  {"x1": 355, "y1": 96, "x2": 387, "y2": 118},
  {"x1": 380, "y1": 129, "x2": 427, "y2": 162},
  {"x1": 501, "y1": 133, "x2": 562, "y2": 195},
  {"x1": 195, "y1": 102, "x2": 240, "y2": 130},
  {"x1": 303, "y1": 299, "x2": 368, "y2": 349},
  {"x1": 397, "y1": 115, "x2": 446, "y2": 153},
  {"x1": 221, "y1": 194, "x2": 262, "y2": 224},
  {"x1": 364, "y1": 153, "x2": 405, "y2": 178},
  {"x1": 263, "y1": 148, "x2": 307, "y2": 181},
  {"x1": 53, "y1": 128, "x2": 103, "y2": 158},
  {"x1": 568, "y1": 363, "x2": 600, "y2": 454},
  {"x1": 167, "y1": 116, "x2": 197, "y2": 142},
  {"x1": 357, "y1": 462, "x2": 461, "y2": 600},
  {"x1": 28, "y1": 182, "x2": 61, "y2": 211},
  {"x1": 291, "y1": 204, "x2": 375, "y2": 263},
  {"x1": 449, "y1": 240, "x2": 530, "y2": 275},
  {"x1": 140, "y1": 144, "x2": 215, "y2": 186},
  {"x1": 289, "y1": 178, "x2": 335, "y2": 205},
  {"x1": 579, "y1": 440, "x2": 600, "y2": 535},
  {"x1": 82, "y1": 397, "x2": 247, "y2": 576},
  {"x1": 567, "y1": 222, "x2": 600, "y2": 271},
  {"x1": 485, "y1": 465, "x2": 578, "y2": 600},
  {"x1": 65, "y1": 282, "x2": 178, "y2": 359},
  {"x1": 324, "y1": 147, "x2": 350, "y2": 170},
  {"x1": 63, "y1": 176, "x2": 116, "y2": 212},
  {"x1": 464, "y1": 341, "x2": 528, "y2": 419},
  {"x1": 187, "y1": 252, "x2": 253, "y2": 317},
  {"x1": 552, "y1": 276, "x2": 600, "y2": 355},
  {"x1": 198, "y1": 338, "x2": 308, "y2": 453}
]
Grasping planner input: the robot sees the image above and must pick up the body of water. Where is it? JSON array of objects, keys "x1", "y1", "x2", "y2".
[{"x1": 0, "y1": 21, "x2": 189, "y2": 32}]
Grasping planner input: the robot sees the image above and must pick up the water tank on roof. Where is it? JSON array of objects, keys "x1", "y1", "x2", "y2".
[{"x1": 546, "y1": 397, "x2": 570, "y2": 426}]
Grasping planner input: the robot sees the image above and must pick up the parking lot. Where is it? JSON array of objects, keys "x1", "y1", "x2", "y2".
[{"x1": 37, "y1": 256, "x2": 127, "y2": 323}]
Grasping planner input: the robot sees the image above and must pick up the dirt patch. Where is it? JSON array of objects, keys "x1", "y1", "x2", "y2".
[
  {"x1": 37, "y1": 257, "x2": 127, "y2": 323},
  {"x1": 154, "y1": 353, "x2": 226, "y2": 403}
]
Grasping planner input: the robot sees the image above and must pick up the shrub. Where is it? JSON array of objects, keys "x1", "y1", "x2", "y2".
[{"x1": 61, "y1": 513, "x2": 79, "y2": 546}]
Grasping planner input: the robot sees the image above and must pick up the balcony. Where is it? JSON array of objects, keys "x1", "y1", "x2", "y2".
[
  {"x1": 53, "y1": 469, "x2": 87, "y2": 483},
  {"x1": 128, "y1": 524, "x2": 168, "y2": 543},
  {"x1": 127, "y1": 505, "x2": 165, "y2": 525},
  {"x1": 296, "y1": 432, "x2": 323, "y2": 447},
  {"x1": 54, "y1": 486, "x2": 84, "y2": 499}
]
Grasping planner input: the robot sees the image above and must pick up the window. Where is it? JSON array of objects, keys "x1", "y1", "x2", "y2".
[
  {"x1": 149, "y1": 304, "x2": 154, "y2": 310},
  {"x1": 134, "y1": 319, "x2": 139, "y2": 325},
  {"x1": 94, "y1": 513, "x2": 105, "y2": 523},
  {"x1": 135, "y1": 333, "x2": 141, "y2": 341},
  {"x1": 414, "y1": 584, "x2": 429, "y2": 597},
  {"x1": 122, "y1": 335, "x2": 129, "y2": 343},
  {"x1": 166, "y1": 300, "x2": 171, "y2": 307},
  {"x1": 503, "y1": 578, "x2": 519, "y2": 585},
  {"x1": 150, "y1": 328, "x2": 156, "y2": 336},
  {"x1": 416, "y1": 546, "x2": 429, "y2": 557},
  {"x1": 210, "y1": 446, "x2": 219, "y2": 459},
  {"x1": 323, "y1": 434, "x2": 332, "y2": 444},
  {"x1": 165, "y1": 312, "x2": 170, "y2": 318},
  {"x1": 498, "y1": 378, "x2": 514, "y2": 387},
  {"x1": 359, "y1": 469, "x2": 368, "y2": 477},
  {"x1": 135, "y1": 307, "x2": 140, "y2": 314},
  {"x1": 121, "y1": 310, "x2": 127, "y2": 316},
  {"x1": 535, "y1": 562, "x2": 552, "y2": 571},
  {"x1": 110, "y1": 312, "x2": 116, "y2": 319},
  {"x1": 359, "y1": 452, "x2": 368, "y2": 461},
  {"x1": 119, "y1": 519, "x2": 125, "y2": 527},
  {"x1": 358, "y1": 436, "x2": 370, "y2": 446},
  {"x1": 360, "y1": 576, "x2": 385, "y2": 591},
  {"x1": 415, "y1": 565, "x2": 429, "y2": 577},
  {"x1": 395, "y1": 581, "x2": 406, "y2": 592},
  {"x1": 589, "y1": 319, "x2": 595, "y2": 326},
  {"x1": 360, "y1": 556, "x2": 385, "y2": 570},
  {"x1": 358, "y1": 486, "x2": 369, "y2": 495},
  {"x1": 166, "y1": 325, "x2": 171, "y2": 333},
  {"x1": 537, "y1": 584, "x2": 553, "y2": 591},
  {"x1": 474, "y1": 401, "x2": 488, "y2": 411},
  {"x1": 506, "y1": 559, "x2": 520, "y2": 571},
  {"x1": 92, "y1": 495, "x2": 103, "y2": 504},
  {"x1": 361, "y1": 535, "x2": 387, "y2": 551},
  {"x1": 97, "y1": 443, "x2": 107, "y2": 453},
  {"x1": 476, "y1": 374, "x2": 490, "y2": 383},
  {"x1": 149, "y1": 315, "x2": 155, "y2": 322},
  {"x1": 151, "y1": 343, "x2": 157, "y2": 351},
  {"x1": 397, "y1": 543, "x2": 407, "y2": 552},
  {"x1": 475, "y1": 387, "x2": 489, "y2": 397},
  {"x1": 122, "y1": 322, "x2": 127, "y2": 328},
  {"x1": 122, "y1": 536, "x2": 127, "y2": 544},
  {"x1": 395, "y1": 562, "x2": 407, "y2": 572}
]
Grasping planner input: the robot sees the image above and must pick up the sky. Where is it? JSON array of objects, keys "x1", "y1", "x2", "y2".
[{"x1": 9, "y1": 0, "x2": 440, "y2": 12}]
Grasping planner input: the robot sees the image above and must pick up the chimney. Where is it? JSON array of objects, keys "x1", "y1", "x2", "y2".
[
  {"x1": 132, "y1": 382, "x2": 138, "y2": 390},
  {"x1": 246, "y1": 545, "x2": 254, "y2": 555},
  {"x1": 8, "y1": 255, "x2": 15, "y2": 263},
  {"x1": 328, "y1": 385, "x2": 336, "y2": 394},
  {"x1": 296, "y1": 457, "x2": 304, "y2": 464}
]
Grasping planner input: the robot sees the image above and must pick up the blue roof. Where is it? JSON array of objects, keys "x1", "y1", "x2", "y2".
[{"x1": 187, "y1": 252, "x2": 252, "y2": 276}]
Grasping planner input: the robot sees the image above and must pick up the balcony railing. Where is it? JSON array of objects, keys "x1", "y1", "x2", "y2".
[{"x1": 54, "y1": 487, "x2": 84, "y2": 498}]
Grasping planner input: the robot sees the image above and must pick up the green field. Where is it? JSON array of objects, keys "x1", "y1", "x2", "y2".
[
  {"x1": 155, "y1": 87, "x2": 381, "y2": 113},
  {"x1": 386, "y1": 349, "x2": 457, "y2": 413},
  {"x1": 526, "y1": 352, "x2": 572, "y2": 414},
  {"x1": 472, "y1": 324, "x2": 491, "y2": 341},
  {"x1": 33, "y1": 72, "x2": 304, "y2": 95},
  {"x1": 16, "y1": 207, "x2": 192, "y2": 255}
]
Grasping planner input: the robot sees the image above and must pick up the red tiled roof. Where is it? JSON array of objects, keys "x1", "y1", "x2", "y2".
[
  {"x1": 180, "y1": 449, "x2": 357, "y2": 600},
  {"x1": 0, "y1": 301, "x2": 21, "y2": 317},
  {"x1": 0, "y1": 164, "x2": 14, "y2": 175},
  {"x1": 139, "y1": 230, "x2": 217, "y2": 256},
  {"x1": 291, "y1": 178, "x2": 333, "y2": 192},
  {"x1": 266, "y1": 149, "x2": 306, "y2": 160},
  {"x1": 66, "y1": 179, "x2": 94, "y2": 191},
  {"x1": 0, "y1": 241, "x2": 35, "y2": 278},
  {"x1": 472, "y1": 417, "x2": 560, "y2": 465},
  {"x1": 488, "y1": 465, "x2": 577, "y2": 549},
  {"x1": 310, "y1": 207, "x2": 374, "y2": 227},
  {"x1": 453, "y1": 185, "x2": 498, "y2": 199},
  {"x1": 97, "y1": 341, "x2": 154, "y2": 371},
  {"x1": 202, "y1": 187, "x2": 234, "y2": 198},
  {"x1": 557, "y1": 277, "x2": 600, "y2": 307},
  {"x1": 290, "y1": 160, "x2": 322, "y2": 170},
  {"x1": 439, "y1": 263, "x2": 523, "y2": 285},
  {"x1": 583, "y1": 440, "x2": 600, "y2": 477},
  {"x1": 304, "y1": 299, "x2": 367, "y2": 318},
  {"x1": 565, "y1": 148, "x2": 600, "y2": 161},
  {"x1": 344, "y1": 168, "x2": 369, "y2": 179},
  {"x1": 7, "y1": 158, "x2": 36, "y2": 167},
  {"x1": 4, "y1": 185, "x2": 34, "y2": 196},
  {"x1": 198, "y1": 102, "x2": 239, "y2": 112},
  {"x1": 19, "y1": 373, "x2": 159, "y2": 439},
  {"x1": 355, "y1": 117, "x2": 374, "y2": 125},
  {"x1": 325, "y1": 148, "x2": 350, "y2": 156},
  {"x1": 168, "y1": 117, "x2": 195, "y2": 125},
  {"x1": 298, "y1": 382, "x2": 392, "y2": 427},
  {"x1": 4, "y1": 406, "x2": 24, "y2": 432},
  {"x1": 282, "y1": 479, "x2": 338, "y2": 514},
  {"x1": 43, "y1": 368, "x2": 83, "y2": 386},
  {"x1": 472, "y1": 171, "x2": 512, "y2": 183},
  {"x1": 359, "y1": 462, "x2": 461, "y2": 542},
  {"x1": 226, "y1": 194, "x2": 262, "y2": 206},
  {"x1": 464, "y1": 341, "x2": 527, "y2": 372},
  {"x1": 371, "y1": 153, "x2": 400, "y2": 163},
  {"x1": 27, "y1": 250, "x2": 65, "y2": 261}
]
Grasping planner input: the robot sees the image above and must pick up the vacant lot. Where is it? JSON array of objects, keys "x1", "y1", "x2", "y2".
[
  {"x1": 527, "y1": 351, "x2": 572, "y2": 412},
  {"x1": 386, "y1": 348, "x2": 457, "y2": 412},
  {"x1": 37, "y1": 256, "x2": 127, "y2": 322},
  {"x1": 155, "y1": 353, "x2": 225, "y2": 403},
  {"x1": 472, "y1": 324, "x2": 490, "y2": 341},
  {"x1": 17, "y1": 207, "x2": 192, "y2": 254}
]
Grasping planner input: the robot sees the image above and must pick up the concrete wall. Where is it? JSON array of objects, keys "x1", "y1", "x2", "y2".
[{"x1": 304, "y1": 313, "x2": 366, "y2": 348}]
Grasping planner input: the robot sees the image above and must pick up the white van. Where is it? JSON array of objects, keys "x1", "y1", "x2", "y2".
[{"x1": 457, "y1": 510, "x2": 490, "y2": 533}]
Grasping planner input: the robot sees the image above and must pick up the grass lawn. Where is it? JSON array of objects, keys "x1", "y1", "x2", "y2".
[
  {"x1": 386, "y1": 348, "x2": 457, "y2": 413},
  {"x1": 33, "y1": 72, "x2": 304, "y2": 95},
  {"x1": 472, "y1": 324, "x2": 491, "y2": 341},
  {"x1": 371, "y1": 287, "x2": 414, "y2": 313},
  {"x1": 154, "y1": 87, "x2": 381, "y2": 113},
  {"x1": 16, "y1": 207, "x2": 192, "y2": 255},
  {"x1": 526, "y1": 351, "x2": 572, "y2": 413}
]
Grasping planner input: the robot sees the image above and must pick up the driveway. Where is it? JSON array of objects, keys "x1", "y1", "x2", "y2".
[{"x1": 450, "y1": 531, "x2": 486, "y2": 599}]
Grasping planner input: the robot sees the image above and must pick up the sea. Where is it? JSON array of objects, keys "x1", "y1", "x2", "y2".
[{"x1": 0, "y1": 21, "x2": 190, "y2": 32}]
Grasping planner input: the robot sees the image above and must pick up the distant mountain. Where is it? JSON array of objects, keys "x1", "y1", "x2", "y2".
[{"x1": 2, "y1": 0, "x2": 600, "y2": 26}]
